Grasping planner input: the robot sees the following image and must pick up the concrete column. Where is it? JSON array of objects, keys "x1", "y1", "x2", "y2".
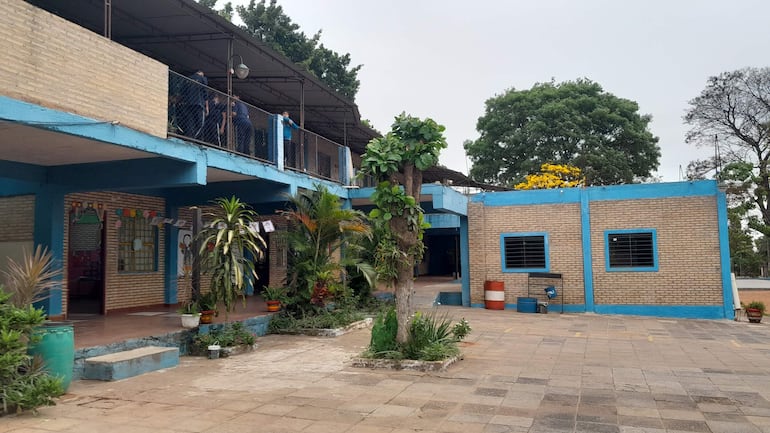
[{"x1": 33, "y1": 187, "x2": 66, "y2": 318}]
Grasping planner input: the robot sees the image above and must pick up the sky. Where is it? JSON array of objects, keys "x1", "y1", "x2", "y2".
[{"x1": 228, "y1": 0, "x2": 770, "y2": 182}]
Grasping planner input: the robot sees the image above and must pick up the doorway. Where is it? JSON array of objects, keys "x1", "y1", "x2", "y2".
[{"x1": 67, "y1": 204, "x2": 105, "y2": 315}]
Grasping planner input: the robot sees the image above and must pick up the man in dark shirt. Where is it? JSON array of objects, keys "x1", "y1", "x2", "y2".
[
  {"x1": 233, "y1": 95, "x2": 252, "y2": 154},
  {"x1": 180, "y1": 70, "x2": 208, "y2": 139}
]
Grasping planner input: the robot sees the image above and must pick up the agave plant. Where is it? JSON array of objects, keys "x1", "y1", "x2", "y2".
[
  {"x1": 199, "y1": 196, "x2": 266, "y2": 316},
  {"x1": 2, "y1": 246, "x2": 62, "y2": 309}
]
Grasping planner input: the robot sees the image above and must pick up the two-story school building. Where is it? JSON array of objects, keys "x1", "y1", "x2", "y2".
[{"x1": 0, "y1": 0, "x2": 733, "y2": 320}]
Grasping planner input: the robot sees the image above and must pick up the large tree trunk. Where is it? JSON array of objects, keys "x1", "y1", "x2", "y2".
[
  {"x1": 395, "y1": 262, "x2": 414, "y2": 343},
  {"x1": 392, "y1": 162, "x2": 424, "y2": 344}
]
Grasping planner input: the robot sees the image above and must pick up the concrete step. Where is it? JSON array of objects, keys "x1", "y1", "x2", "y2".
[{"x1": 83, "y1": 346, "x2": 179, "y2": 381}]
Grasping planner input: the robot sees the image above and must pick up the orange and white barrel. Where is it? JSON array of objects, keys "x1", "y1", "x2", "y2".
[{"x1": 484, "y1": 280, "x2": 505, "y2": 310}]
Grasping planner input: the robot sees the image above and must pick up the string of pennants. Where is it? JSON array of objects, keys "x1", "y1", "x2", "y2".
[{"x1": 113, "y1": 208, "x2": 275, "y2": 232}]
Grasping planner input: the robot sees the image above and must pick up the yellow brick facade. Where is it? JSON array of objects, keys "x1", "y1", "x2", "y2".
[
  {"x1": 64, "y1": 192, "x2": 166, "y2": 313},
  {"x1": 590, "y1": 196, "x2": 722, "y2": 305},
  {"x1": 0, "y1": 0, "x2": 168, "y2": 137},
  {"x1": 468, "y1": 193, "x2": 724, "y2": 310},
  {"x1": 468, "y1": 202, "x2": 585, "y2": 306}
]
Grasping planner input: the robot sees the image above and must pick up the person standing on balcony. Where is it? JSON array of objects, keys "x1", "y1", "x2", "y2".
[
  {"x1": 282, "y1": 111, "x2": 300, "y2": 168},
  {"x1": 202, "y1": 93, "x2": 225, "y2": 146},
  {"x1": 233, "y1": 95, "x2": 253, "y2": 154},
  {"x1": 180, "y1": 69, "x2": 208, "y2": 139}
]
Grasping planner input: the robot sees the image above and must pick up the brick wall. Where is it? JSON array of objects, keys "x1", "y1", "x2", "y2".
[
  {"x1": 0, "y1": 195, "x2": 34, "y2": 242},
  {"x1": 0, "y1": 0, "x2": 168, "y2": 137},
  {"x1": 65, "y1": 192, "x2": 166, "y2": 313},
  {"x1": 468, "y1": 202, "x2": 585, "y2": 306},
  {"x1": 590, "y1": 196, "x2": 722, "y2": 305},
  {"x1": 0, "y1": 195, "x2": 35, "y2": 277}
]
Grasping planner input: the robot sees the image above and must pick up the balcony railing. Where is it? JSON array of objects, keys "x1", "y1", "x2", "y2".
[{"x1": 168, "y1": 71, "x2": 349, "y2": 183}]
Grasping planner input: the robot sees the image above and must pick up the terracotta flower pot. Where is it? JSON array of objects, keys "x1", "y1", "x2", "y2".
[
  {"x1": 266, "y1": 300, "x2": 281, "y2": 312},
  {"x1": 746, "y1": 308, "x2": 763, "y2": 323},
  {"x1": 200, "y1": 310, "x2": 216, "y2": 324}
]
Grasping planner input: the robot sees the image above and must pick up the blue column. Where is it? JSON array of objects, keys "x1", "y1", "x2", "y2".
[
  {"x1": 580, "y1": 188, "x2": 594, "y2": 312},
  {"x1": 163, "y1": 205, "x2": 179, "y2": 305},
  {"x1": 268, "y1": 114, "x2": 284, "y2": 171},
  {"x1": 33, "y1": 187, "x2": 65, "y2": 317},
  {"x1": 716, "y1": 189, "x2": 734, "y2": 319},
  {"x1": 339, "y1": 146, "x2": 352, "y2": 185},
  {"x1": 460, "y1": 215, "x2": 471, "y2": 307}
]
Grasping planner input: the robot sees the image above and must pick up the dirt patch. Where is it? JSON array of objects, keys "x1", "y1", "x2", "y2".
[{"x1": 738, "y1": 290, "x2": 770, "y2": 309}]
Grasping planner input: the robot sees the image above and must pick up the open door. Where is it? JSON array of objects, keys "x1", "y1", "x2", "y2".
[{"x1": 67, "y1": 203, "x2": 105, "y2": 315}]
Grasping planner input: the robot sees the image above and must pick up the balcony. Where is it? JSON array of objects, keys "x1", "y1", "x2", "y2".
[{"x1": 168, "y1": 71, "x2": 348, "y2": 184}]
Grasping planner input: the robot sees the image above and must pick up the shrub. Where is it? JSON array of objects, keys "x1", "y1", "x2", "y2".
[
  {"x1": 191, "y1": 323, "x2": 256, "y2": 355},
  {"x1": 452, "y1": 318, "x2": 471, "y2": 341},
  {"x1": 268, "y1": 307, "x2": 365, "y2": 334},
  {"x1": 363, "y1": 310, "x2": 471, "y2": 362},
  {"x1": 747, "y1": 301, "x2": 766, "y2": 314},
  {"x1": 369, "y1": 307, "x2": 398, "y2": 353},
  {"x1": 0, "y1": 287, "x2": 64, "y2": 415},
  {"x1": 402, "y1": 311, "x2": 456, "y2": 360}
]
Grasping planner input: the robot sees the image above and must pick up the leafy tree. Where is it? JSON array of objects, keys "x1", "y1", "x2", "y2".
[
  {"x1": 235, "y1": 0, "x2": 362, "y2": 100},
  {"x1": 514, "y1": 163, "x2": 584, "y2": 190},
  {"x1": 361, "y1": 113, "x2": 447, "y2": 344},
  {"x1": 685, "y1": 67, "x2": 770, "y2": 236},
  {"x1": 465, "y1": 79, "x2": 660, "y2": 187},
  {"x1": 197, "y1": 0, "x2": 233, "y2": 21},
  {"x1": 280, "y1": 185, "x2": 374, "y2": 312}
]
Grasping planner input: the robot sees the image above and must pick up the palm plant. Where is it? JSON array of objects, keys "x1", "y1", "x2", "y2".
[
  {"x1": 199, "y1": 196, "x2": 266, "y2": 316},
  {"x1": 2, "y1": 246, "x2": 62, "y2": 309},
  {"x1": 281, "y1": 185, "x2": 375, "y2": 310}
]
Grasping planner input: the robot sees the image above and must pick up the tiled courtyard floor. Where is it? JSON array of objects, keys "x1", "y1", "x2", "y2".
[{"x1": 4, "y1": 290, "x2": 770, "y2": 432}]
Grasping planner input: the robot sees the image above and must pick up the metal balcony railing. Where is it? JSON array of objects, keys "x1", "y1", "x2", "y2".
[
  {"x1": 168, "y1": 71, "x2": 271, "y2": 162},
  {"x1": 168, "y1": 71, "x2": 349, "y2": 184}
]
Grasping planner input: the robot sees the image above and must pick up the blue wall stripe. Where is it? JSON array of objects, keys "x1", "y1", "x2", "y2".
[
  {"x1": 580, "y1": 188, "x2": 595, "y2": 311},
  {"x1": 716, "y1": 190, "x2": 735, "y2": 319},
  {"x1": 32, "y1": 188, "x2": 65, "y2": 317},
  {"x1": 471, "y1": 180, "x2": 719, "y2": 207},
  {"x1": 593, "y1": 304, "x2": 726, "y2": 319},
  {"x1": 163, "y1": 205, "x2": 179, "y2": 305},
  {"x1": 460, "y1": 216, "x2": 470, "y2": 307}
]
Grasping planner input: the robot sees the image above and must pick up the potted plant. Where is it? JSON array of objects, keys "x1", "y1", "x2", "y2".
[
  {"x1": 197, "y1": 291, "x2": 218, "y2": 324},
  {"x1": 746, "y1": 301, "x2": 765, "y2": 323},
  {"x1": 261, "y1": 286, "x2": 287, "y2": 312},
  {"x1": 178, "y1": 301, "x2": 201, "y2": 328}
]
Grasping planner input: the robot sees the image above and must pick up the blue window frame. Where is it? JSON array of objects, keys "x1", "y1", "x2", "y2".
[
  {"x1": 604, "y1": 229, "x2": 658, "y2": 272},
  {"x1": 500, "y1": 232, "x2": 549, "y2": 273}
]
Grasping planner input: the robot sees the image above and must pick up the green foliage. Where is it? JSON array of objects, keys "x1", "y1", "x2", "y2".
[
  {"x1": 360, "y1": 113, "x2": 448, "y2": 344},
  {"x1": 261, "y1": 286, "x2": 288, "y2": 303},
  {"x1": 364, "y1": 309, "x2": 467, "y2": 361},
  {"x1": 267, "y1": 306, "x2": 365, "y2": 333},
  {"x1": 196, "y1": 0, "x2": 233, "y2": 20},
  {"x1": 197, "y1": 291, "x2": 218, "y2": 312},
  {"x1": 178, "y1": 301, "x2": 199, "y2": 315},
  {"x1": 0, "y1": 287, "x2": 63, "y2": 415},
  {"x1": 199, "y1": 196, "x2": 266, "y2": 316},
  {"x1": 451, "y1": 318, "x2": 471, "y2": 341},
  {"x1": 2, "y1": 245, "x2": 62, "y2": 309},
  {"x1": 192, "y1": 323, "x2": 256, "y2": 354},
  {"x1": 465, "y1": 79, "x2": 660, "y2": 187},
  {"x1": 235, "y1": 0, "x2": 361, "y2": 100},
  {"x1": 747, "y1": 301, "x2": 766, "y2": 314},
  {"x1": 686, "y1": 68, "x2": 770, "y2": 238},
  {"x1": 281, "y1": 185, "x2": 373, "y2": 312},
  {"x1": 369, "y1": 307, "x2": 398, "y2": 353}
]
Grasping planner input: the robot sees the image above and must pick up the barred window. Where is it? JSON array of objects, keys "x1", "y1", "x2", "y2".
[
  {"x1": 117, "y1": 216, "x2": 158, "y2": 273},
  {"x1": 606, "y1": 230, "x2": 657, "y2": 271},
  {"x1": 501, "y1": 233, "x2": 548, "y2": 272}
]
